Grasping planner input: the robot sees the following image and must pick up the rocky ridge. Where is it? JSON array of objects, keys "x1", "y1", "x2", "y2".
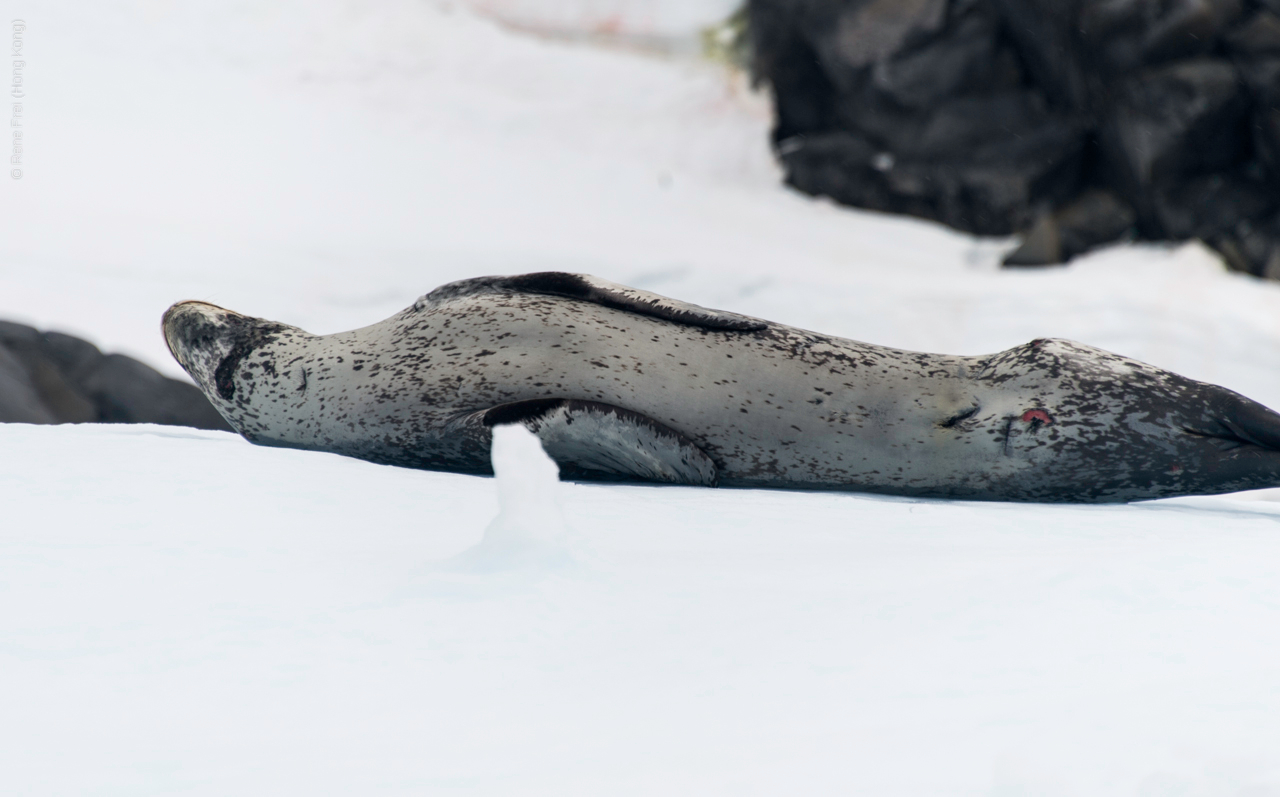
[
  {"x1": 0, "y1": 320, "x2": 231, "y2": 430},
  {"x1": 748, "y1": 0, "x2": 1280, "y2": 272}
]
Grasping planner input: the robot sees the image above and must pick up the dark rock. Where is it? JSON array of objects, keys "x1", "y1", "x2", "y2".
[
  {"x1": 1211, "y1": 210, "x2": 1280, "y2": 274},
  {"x1": 1057, "y1": 189, "x2": 1138, "y2": 257},
  {"x1": 1265, "y1": 246, "x2": 1280, "y2": 279},
  {"x1": 937, "y1": 124, "x2": 1086, "y2": 235},
  {"x1": 1076, "y1": 0, "x2": 1244, "y2": 76},
  {"x1": 0, "y1": 323, "x2": 232, "y2": 431},
  {"x1": 1142, "y1": 0, "x2": 1244, "y2": 66},
  {"x1": 782, "y1": 111, "x2": 1084, "y2": 237},
  {"x1": 1240, "y1": 58, "x2": 1280, "y2": 170},
  {"x1": 29, "y1": 358, "x2": 99, "y2": 423},
  {"x1": 778, "y1": 131, "x2": 879, "y2": 201},
  {"x1": 1077, "y1": 0, "x2": 1152, "y2": 77},
  {"x1": 1213, "y1": 234, "x2": 1255, "y2": 273},
  {"x1": 789, "y1": 86, "x2": 1086, "y2": 235},
  {"x1": 1259, "y1": 104, "x2": 1280, "y2": 173},
  {"x1": 1003, "y1": 190, "x2": 1138, "y2": 266},
  {"x1": 79, "y1": 353, "x2": 231, "y2": 430},
  {"x1": 1226, "y1": 214, "x2": 1280, "y2": 278},
  {"x1": 1103, "y1": 59, "x2": 1249, "y2": 202},
  {"x1": 869, "y1": 6, "x2": 1010, "y2": 110},
  {"x1": 1224, "y1": 10, "x2": 1280, "y2": 55},
  {"x1": 1003, "y1": 213, "x2": 1063, "y2": 267},
  {"x1": 871, "y1": 91, "x2": 1067, "y2": 161},
  {"x1": 1237, "y1": 54, "x2": 1280, "y2": 91},
  {"x1": 0, "y1": 339, "x2": 99, "y2": 423},
  {"x1": 990, "y1": 0, "x2": 1090, "y2": 109},
  {"x1": 817, "y1": 0, "x2": 948, "y2": 74},
  {"x1": 1152, "y1": 170, "x2": 1278, "y2": 238},
  {"x1": 747, "y1": 1, "x2": 840, "y2": 143},
  {"x1": 0, "y1": 320, "x2": 40, "y2": 345},
  {"x1": 750, "y1": 0, "x2": 1280, "y2": 273},
  {"x1": 39, "y1": 331, "x2": 105, "y2": 383},
  {"x1": 0, "y1": 344, "x2": 56, "y2": 424}
]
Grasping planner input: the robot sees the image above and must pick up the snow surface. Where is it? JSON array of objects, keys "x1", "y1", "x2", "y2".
[
  {"x1": 460, "y1": 0, "x2": 742, "y2": 49},
  {"x1": 6, "y1": 1, "x2": 1280, "y2": 793},
  {"x1": 436, "y1": 423, "x2": 576, "y2": 572}
]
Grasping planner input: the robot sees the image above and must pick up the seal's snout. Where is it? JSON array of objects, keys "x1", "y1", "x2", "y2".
[{"x1": 161, "y1": 300, "x2": 250, "y2": 390}]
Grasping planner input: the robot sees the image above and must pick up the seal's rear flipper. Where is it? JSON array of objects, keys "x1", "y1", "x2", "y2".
[
  {"x1": 474, "y1": 398, "x2": 719, "y2": 486},
  {"x1": 1188, "y1": 384, "x2": 1280, "y2": 451},
  {"x1": 418, "y1": 272, "x2": 767, "y2": 332}
]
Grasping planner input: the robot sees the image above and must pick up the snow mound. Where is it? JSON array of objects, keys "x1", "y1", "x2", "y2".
[{"x1": 442, "y1": 424, "x2": 575, "y2": 573}]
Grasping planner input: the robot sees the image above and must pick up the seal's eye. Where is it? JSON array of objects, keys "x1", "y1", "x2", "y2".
[{"x1": 941, "y1": 405, "x2": 980, "y2": 429}]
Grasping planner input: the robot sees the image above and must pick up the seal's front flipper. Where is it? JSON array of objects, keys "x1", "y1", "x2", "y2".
[
  {"x1": 419, "y1": 272, "x2": 767, "y2": 332},
  {"x1": 474, "y1": 398, "x2": 719, "y2": 486}
]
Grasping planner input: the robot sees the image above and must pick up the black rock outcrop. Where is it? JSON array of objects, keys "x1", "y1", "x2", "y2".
[
  {"x1": 748, "y1": 0, "x2": 1280, "y2": 273},
  {"x1": 0, "y1": 320, "x2": 231, "y2": 430}
]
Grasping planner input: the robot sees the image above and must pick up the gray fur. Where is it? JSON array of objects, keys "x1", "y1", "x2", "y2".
[{"x1": 162, "y1": 272, "x2": 1280, "y2": 502}]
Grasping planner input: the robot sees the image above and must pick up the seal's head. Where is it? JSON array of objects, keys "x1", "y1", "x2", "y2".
[
  {"x1": 163, "y1": 301, "x2": 252, "y2": 393},
  {"x1": 162, "y1": 300, "x2": 307, "y2": 441}
]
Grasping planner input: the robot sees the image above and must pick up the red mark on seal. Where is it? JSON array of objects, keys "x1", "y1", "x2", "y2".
[{"x1": 1020, "y1": 409, "x2": 1052, "y2": 425}]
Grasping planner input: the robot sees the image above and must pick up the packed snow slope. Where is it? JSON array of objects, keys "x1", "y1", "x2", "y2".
[{"x1": 6, "y1": 1, "x2": 1280, "y2": 794}]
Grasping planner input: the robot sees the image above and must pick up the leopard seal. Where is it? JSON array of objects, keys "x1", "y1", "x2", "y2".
[{"x1": 161, "y1": 272, "x2": 1280, "y2": 502}]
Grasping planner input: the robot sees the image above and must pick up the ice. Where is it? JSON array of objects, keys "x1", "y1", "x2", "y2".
[{"x1": 439, "y1": 424, "x2": 574, "y2": 573}]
